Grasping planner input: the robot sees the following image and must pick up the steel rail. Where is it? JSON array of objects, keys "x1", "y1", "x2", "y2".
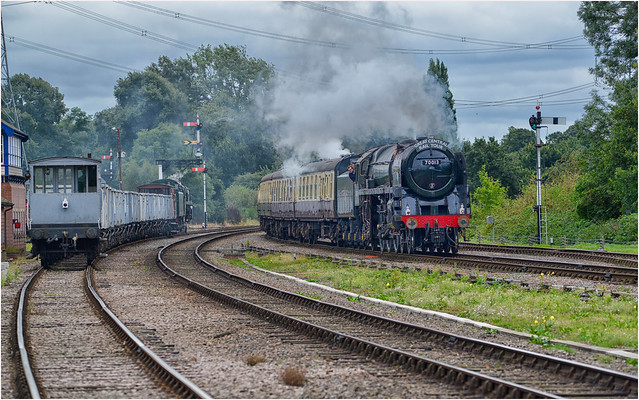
[
  {"x1": 194, "y1": 239, "x2": 638, "y2": 398},
  {"x1": 157, "y1": 232, "x2": 571, "y2": 398},
  {"x1": 460, "y1": 242, "x2": 638, "y2": 267},
  {"x1": 84, "y1": 264, "x2": 211, "y2": 399},
  {"x1": 278, "y1": 239, "x2": 637, "y2": 284},
  {"x1": 15, "y1": 267, "x2": 44, "y2": 399}
]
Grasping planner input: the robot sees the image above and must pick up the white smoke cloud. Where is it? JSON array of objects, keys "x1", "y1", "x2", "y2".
[{"x1": 260, "y1": 2, "x2": 458, "y2": 168}]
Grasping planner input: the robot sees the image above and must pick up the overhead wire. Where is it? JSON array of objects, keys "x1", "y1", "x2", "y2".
[
  {"x1": 116, "y1": 1, "x2": 590, "y2": 55},
  {"x1": 7, "y1": 1, "x2": 598, "y2": 109},
  {"x1": 455, "y1": 82, "x2": 597, "y2": 109},
  {"x1": 51, "y1": 1, "x2": 198, "y2": 51},
  {"x1": 293, "y1": 1, "x2": 591, "y2": 50},
  {"x1": 7, "y1": 35, "x2": 139, "y2": 73}
]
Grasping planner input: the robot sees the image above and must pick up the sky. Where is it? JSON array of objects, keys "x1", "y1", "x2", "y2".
[{"x1": 1, "y1": 1, "x2": 598, "y2": 146}]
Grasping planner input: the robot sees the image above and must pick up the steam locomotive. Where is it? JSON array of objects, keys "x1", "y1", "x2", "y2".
[
  {"x1": 27, "y1": 156, "x2": 192, "y2": 267},
  {"x1": 258, "y1": 137, "x2": 470, "y2": 254}
]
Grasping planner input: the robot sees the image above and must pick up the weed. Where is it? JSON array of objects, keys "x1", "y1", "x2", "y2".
[
  {"x1": 595, "y1": 355, "x2": 614, "y2": 364},
  {"x1": 296, "y1": 291, "x2": 322, "y2": 300},
  {"x1": 281, "y1": 366, "x2": 305, "y2": 386},
  {"x1": 626, "y1": 359, "x2": 638, "y2": 367},
  {"x1": 485, "y1": 328, "x2": 498, "y2": 335},
  {"x1": 528, "y1": 315, "x2": 555, "y2": 346},
  {"x1": 1, "y1": 264, "x2": 22, "y2": 287},
  {"x1": 546, "y1": 343, "x2": 575, "y2": 353},
  {"x1": 245, "y1": 355, "x2": 266, "y2": 366},
  {"x1": 347, "y1": 295, "x2": 361, "y2": 303}
]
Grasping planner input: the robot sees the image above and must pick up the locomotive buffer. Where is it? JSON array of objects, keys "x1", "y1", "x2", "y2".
[{"x1": 529, "y1": 106, "x2": 565, "y2": 244}]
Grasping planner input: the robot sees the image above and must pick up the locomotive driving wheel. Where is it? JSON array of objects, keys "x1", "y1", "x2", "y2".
[{"x1": 406, "y1": 230, "x2": 415, "y2": 254}]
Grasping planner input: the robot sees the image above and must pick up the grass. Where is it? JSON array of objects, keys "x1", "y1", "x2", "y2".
[
  {"x1": 245, "y1": 354, "x2": 266, "y2": 366},
  {"x1": 1, "y1": 243, "x2": 33, "y2": 288},
  {"x1": 281, "y1": 366, "x2": 306, "y2": 386},
  {"x1": 244, "y1": 252, "x2": 638, "y2": 350}
]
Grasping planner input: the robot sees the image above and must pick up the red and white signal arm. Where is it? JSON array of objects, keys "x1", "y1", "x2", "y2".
[
  {"x1": 101, "y1": 155, "x2": 111, "y2": 159},
  {"x1": 192, "y1": 167, "x2": 206, "y2": 172}
]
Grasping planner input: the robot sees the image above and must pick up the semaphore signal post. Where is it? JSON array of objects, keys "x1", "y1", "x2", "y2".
[{"x1": 529, "y1": 105, "x2": 565, "y2": 244}]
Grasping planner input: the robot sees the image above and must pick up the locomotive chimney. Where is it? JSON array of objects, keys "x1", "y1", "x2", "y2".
[{"x1": 87, "y1": 153, "x2": 92, "y2": 159}]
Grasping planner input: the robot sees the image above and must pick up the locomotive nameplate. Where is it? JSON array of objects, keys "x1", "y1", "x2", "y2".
[{"x1": 415, "y1": 138, "x2": 448, "y2": 151}]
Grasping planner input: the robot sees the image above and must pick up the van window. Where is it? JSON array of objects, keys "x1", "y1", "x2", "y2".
[
  {"x1": 77, "y1": 167, "x2": 87, "y2": 193},
  {"x1": 44, "y1": 168, "x2": 53, "y2": 193},
  {"x1": 88, "y1": 165, "x2": 97, "y2": 192},
  {"x1": 34, "y1": 167, "x2": 44, "y2": 193}
]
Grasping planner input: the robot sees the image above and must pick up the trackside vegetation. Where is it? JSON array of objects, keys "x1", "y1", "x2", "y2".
[{"x1": 237, "y1": 253, "x2": 638, "y2": 352}]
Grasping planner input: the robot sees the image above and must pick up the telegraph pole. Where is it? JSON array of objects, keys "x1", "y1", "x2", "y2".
[{"x1": 528, "y1": 106, "x2": 565, "y2": 244}]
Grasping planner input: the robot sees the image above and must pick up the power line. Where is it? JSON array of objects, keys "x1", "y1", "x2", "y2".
[
  {"x1": 8, "y1": 35, "x2": 139, "y2": 73},
  {"x1": 117, "y1": 1, "x2": 590, "y2": 56},
  {"x1": 117, "y1": 1, "x2": 349, "y2": 49},
  {"x1": 455, "y1": 82, "x2": 597, "y2": 109},
  {"x1": 51, "y1": 1, "x2": 198, "y2": 52},
  {"x1": 294, "y1": 1, "x2": 591, "y2": 51}
]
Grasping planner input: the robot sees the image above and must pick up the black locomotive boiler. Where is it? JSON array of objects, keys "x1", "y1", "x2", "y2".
[{"x1": 258, "y1": 137, "x2": 470, "y2": 254}]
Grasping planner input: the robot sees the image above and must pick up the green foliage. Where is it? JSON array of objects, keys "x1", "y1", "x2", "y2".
[
  {"x1": 427, "y1": 58, "x2": 456, "y2": 125},
  {"x1": 578, "y1": 1, "x2": 637, "y2": 87},
  {"x1": 246, "y1": 252, "x2": 638, "y2": 349},
  {"x1": 573, "y1": 1, "x2": 638, "y2": 222},
  {"x1": 189, "y1": 44, "x2": 274, "y2": 112},
  {"x1": 470, "y1": 166, "x2": 508, "y2": 225},
  {"x1": 462, "y1": 136, "x2": 527, "y2": 197},
  {"x1": 224, "y1": 184, "x2": 257, "y2": 221},
  {"x1": 121, "y1": 159, "x2": 157, "y2": 191},
  {"x1": 114, "y1": 70, "x2": 190, "y2": 151}
]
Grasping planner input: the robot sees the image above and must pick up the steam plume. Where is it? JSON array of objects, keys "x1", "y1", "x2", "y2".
[{"x1": 260, "y1": 2, "x2": 458, "y2": 173}]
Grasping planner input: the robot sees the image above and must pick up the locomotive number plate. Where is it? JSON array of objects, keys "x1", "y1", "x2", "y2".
[{"x1": 421, "y1": 159, "x2": 441, "y2": 166}]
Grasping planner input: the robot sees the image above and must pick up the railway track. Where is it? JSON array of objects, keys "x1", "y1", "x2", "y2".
[
  {"x1": 12, "y1": 241, "x2": 210, "y2": 398},
  {"x1": 460, "y1": 242, "x2": 638, "y2": 268},
  {"x1": 158, "y1": 232, "x2": 638, "y2": 398},
  {"x1": 265, "y1": 237, "x2": 637, "y2": 285}
]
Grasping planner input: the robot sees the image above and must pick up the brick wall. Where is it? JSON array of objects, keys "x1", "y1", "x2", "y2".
[{"x1": 1, "y1": 182, "x2": 27, "y2": 252}]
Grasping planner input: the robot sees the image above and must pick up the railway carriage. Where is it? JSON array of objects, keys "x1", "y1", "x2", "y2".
[
  {"x1": 258, "y1": 137, "x2": 471, "y2": 254},
  {"x1": 27, "y1": 156, "x2": 192, "y2": 267}
]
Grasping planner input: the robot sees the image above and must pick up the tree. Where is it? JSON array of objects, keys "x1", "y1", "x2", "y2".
[
  {"x1": 575, "y1": 1, "x2": 638, "y2": 220},
  {"x1": 190, "y1": 44, "x2": 274, "y2": 112},
  {"x1": 426, "y1": 58, "x2": 457, "y2": 126},
  {"x1": 471, "y1": 166, "x2": 508, "y2": 220},
  {"x1": 3, "y1": 74, "x2": 69, "y2": 159},
  {"x1": 113, "y1": 70, "x2": 189, "y2": 151},
  {"x1": 578, "y1": 1, "x2": 637, "y2": 86},
  {"x1": 461, "y1": 137, "x2": 527, "y2": 197}
]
